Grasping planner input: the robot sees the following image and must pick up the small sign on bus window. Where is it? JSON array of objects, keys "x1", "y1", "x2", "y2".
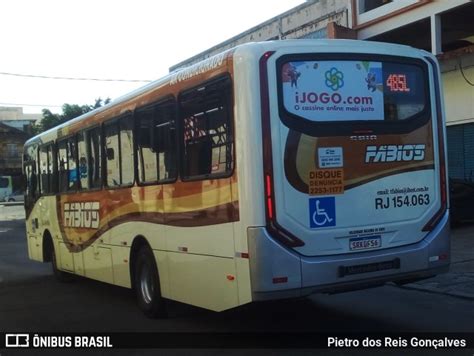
[{"x1": 318, "y1": 147, "x2": 343, "y2": 168}]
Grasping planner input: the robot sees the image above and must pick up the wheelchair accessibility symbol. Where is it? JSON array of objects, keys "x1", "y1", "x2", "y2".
[{"x1": 309, "y1": 197, "x2": 336, "y2": 228}]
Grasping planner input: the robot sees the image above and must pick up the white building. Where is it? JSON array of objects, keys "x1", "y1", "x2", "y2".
[{"x1": 0, "y1": 106, "x2": 41, "y2": 133}]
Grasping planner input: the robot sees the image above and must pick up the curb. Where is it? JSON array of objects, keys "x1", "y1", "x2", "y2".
[
  {"x1": 397, "y1": 283, "x2": 474, "y2": 301},
  {"x1": 0, "y1": 202, "x2": 24, "y2": 207}
]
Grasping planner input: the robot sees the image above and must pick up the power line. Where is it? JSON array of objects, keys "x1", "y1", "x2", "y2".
[{"x1": 0, "y1": 71, "x2": 152, "y2": 83}]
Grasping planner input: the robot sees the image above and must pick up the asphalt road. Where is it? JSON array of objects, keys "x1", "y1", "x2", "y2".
[{"x1": 1, "y1": 205, "x2": 474, "y2": 355}]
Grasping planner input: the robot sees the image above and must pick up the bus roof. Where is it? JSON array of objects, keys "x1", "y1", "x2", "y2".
[{"x1": 25, "y1": 39, "x2": 432, "y2": 146}]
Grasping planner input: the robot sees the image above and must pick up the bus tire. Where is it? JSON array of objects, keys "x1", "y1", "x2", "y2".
[
  {"x1": 47, "y1": 238, "x2": 74, "y2": 283},
  {"x1": 134, "y1": 246, "x2": 167, "y2": 318}
]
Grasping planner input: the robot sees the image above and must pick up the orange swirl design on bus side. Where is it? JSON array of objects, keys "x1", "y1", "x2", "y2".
[{"x1": 56, "y1": 177, "x2": 239, "y2": 252}]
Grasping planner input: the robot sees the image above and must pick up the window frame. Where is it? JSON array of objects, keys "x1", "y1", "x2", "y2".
[
  {"x1": 135, "y1": 96, "x2": 179, "y2": 187},
  {"x1": 77, "y1": 130, "x2": 91, "y2": 191},
  {"x1": 6, "y1": 143, "x2": 18, "y2": 157},
  {"x1": 38, "y1": 141, "x2": 57, "y2": 196},
  {"x1": 66, "y1": 135, "x2": 79, "y2": 192},
  {"x1": 119, "y1": 112, "x2": 137, "y2": 187},
  {"x1": 56, "y1": 136, "x2": 73, "y2": 194},
  {"x1": 85, "y1": 125, "x2": 104, "y2": 191},
  {"x1": 356, "y1": 0, "x2": 423, "y2": 27},
  {"x1": 104, "y1": 118, "x2": 122, "y2": 189},
  {"x1": 103, "y1": 112, "x2": 136, "y2": 190},
  {"x1": 23, "y1": 143, "x2": 40, "y2": 207},
  {"x1": 178, "y1": 74, "x2": 235, "y2": 182}
]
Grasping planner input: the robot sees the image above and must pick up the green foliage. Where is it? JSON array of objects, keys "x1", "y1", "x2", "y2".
[{"x1": 32, "y1": 97, "x2": 111, "y2": 134}]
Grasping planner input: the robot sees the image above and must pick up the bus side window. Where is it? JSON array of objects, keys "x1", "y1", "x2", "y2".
[
  {"x1": 57, "y1": 139, "x2": 68, "y2": 192},
  {"x1": 136, "y1": 108, "x2": 157, "y2": 183},
  {"x1": 0, "y1": 177, "x2": 8, "y2": 189},
  {"x1": 39, "y1": 145, "x2": 49, "y2": 194},
  {"x1": 24, "y1": 164, "x2": 36, "y2": 206},
  {"x1": 47, "y1": 144, "x2": 56, "y2": 193},
  {"x1": 77, "y1": 131, "x2": 89, "y2": 190},
  {"x1": 136, "y1": 101, "x2": 176, "y2": 184},
  {"x1": 67, "y1": 137, "x2": 78, "y2": 191},
  {"x1": 24, "y1": 145, "x2": 39, "y2": 201},
  {"x1": 120, "y1": 115, "x2": 134, "y2": 186},
  {"x1": 87, "y1": 127, "x2": 102, "y2": 189},
  {"x1": 105, "y1": 122, "x2": 120, "y2": 187},
  {"x1": 24, "y1": 164, "x2": 31, "y2": 199},
  {"x1": 179, "y1": 76, "x2": 234, "y2": 180},
  {"x1": 156, "y1": 100, "x2": 177, "y2": 182}
]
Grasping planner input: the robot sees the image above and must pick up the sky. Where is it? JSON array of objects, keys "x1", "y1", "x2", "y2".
[{"x1": 0, "y1": 0, "x2": 304, "y2": 115}]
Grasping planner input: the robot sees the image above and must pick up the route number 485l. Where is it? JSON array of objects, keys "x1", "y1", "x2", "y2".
[{"x1": 386, "y1": 74, "x2": 410, "y2": 92}]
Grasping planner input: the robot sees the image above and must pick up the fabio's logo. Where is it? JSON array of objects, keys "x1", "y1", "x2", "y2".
[
  {"x1": 64, "y1": 202, "x2": 100, "y2": 229},
  {"x1": 365, "y1": 144, "x2": 425, "y2": 163}
]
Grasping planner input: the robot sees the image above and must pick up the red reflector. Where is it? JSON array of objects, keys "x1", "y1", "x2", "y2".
[
  {"x1": 235, "y1": 252, "x2": 249, "y2": 259},
  {"x1": 267, "y1": 197, "x2": 273, "y2": 219},
  {"x1": 265, "y1": 174, "x2": 274, "y2": 219},
  {"x1": 265, "y1": 175, "x2": 272, "y2": 196},
  {"x1": 439, "y1": 254, "x2": 448, "y2": 260},
  {"x1": 226, "y1": 275, "x2": 235, "y2": 281},
  {"x1": 272, "y1": 277, "x2": 288, "y2": 284}
]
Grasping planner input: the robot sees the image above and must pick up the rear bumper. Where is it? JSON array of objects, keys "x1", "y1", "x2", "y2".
[{"x1": 248, "y1": 212, "x2": 450, "y2": 301}]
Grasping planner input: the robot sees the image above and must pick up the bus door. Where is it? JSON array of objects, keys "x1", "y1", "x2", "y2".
[{"x1": 24, "y1": 146, "x2": 42, "y2": 261}]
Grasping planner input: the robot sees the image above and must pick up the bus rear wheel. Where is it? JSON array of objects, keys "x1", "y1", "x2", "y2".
[
  {"x1": 47, "y1": 238, "x2": 74, "y2": 283},
  {"x1": 134, "y1": 246, "x2": 167, "y2": 318}
]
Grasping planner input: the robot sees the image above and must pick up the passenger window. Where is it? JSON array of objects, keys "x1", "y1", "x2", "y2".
[
  {"x1": 57, "y1": 140, "x2": 68, "y2": 192},
  {"x1": 120, "y1": 115, "x2": 134, "y2": 185},
  {"x1": 88, "y1": 127, "x2": 102, "y2": 189},
  {"x1": 77, "y1": 131, "x2": 89, "y2": 190},
  {"x1": 67, "y1": 137, "x2": 78, "y2": 191},
  {"x1": 156, "y1": 101, "x2": 177, "y2": 181},
  {"x1": 39, "y1": 144, "x2": 55, "y2": 194},
  {"x1": 47, "y1": 145, "x2": 55, "y2": 193},
  {"x1": 136, "y1": 99, "x2": 177, "y2": 184},
  {"x1": 24, "y1": 145, "x2": 39, "y2": 200},
  {"x1": 39, "y1": 146, "x2": 49, "y2": 194},
  {"x1": 179, "y1": 76, "x2": 233, "y2": 179},
  {"x1": 136, "y1": 108, "x2": 158, "y2": 183}
]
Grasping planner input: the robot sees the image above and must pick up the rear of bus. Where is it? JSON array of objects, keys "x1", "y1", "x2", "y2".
[{"x1": 248, "y1": 40, "x2": 449, "y2": 300}]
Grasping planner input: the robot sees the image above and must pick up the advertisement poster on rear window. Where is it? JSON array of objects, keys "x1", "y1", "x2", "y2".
[{"x1": 281, "y1": 60, "x2": 384, "y2": 121}]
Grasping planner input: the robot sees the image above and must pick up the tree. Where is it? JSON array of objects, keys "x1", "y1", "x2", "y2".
[
  {"x1": 38, "y1": 109, "x2": 61, "y2": 132},
  {"x1": 33, "y1": 97, "x2": 111, "y2": 134}
]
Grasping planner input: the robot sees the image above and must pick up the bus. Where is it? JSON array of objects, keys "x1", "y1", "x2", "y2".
[{"x1": 24, "y1": 40, "x2": 450, "y2": 317}]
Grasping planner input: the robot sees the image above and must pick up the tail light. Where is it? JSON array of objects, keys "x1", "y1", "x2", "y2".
[
  {"x1": 422, "y1": 57, "x2": 448, "y2": 231},
  {"x1": 260, "y1": 51, "x2": 304, "y2": 247}
]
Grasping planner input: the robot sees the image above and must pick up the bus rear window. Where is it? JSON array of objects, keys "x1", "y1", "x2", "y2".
[{"x1": 280, "y1": 58, "x2": 427, "y2": 123}]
